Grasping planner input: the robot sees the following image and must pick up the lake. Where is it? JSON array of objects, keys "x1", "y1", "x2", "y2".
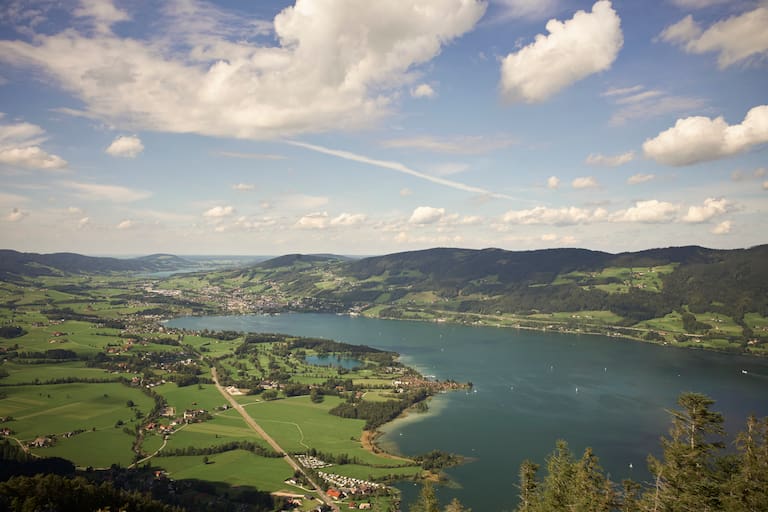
[{"x1": 166, "y1": 313, "x2": 768, "y2": 511}]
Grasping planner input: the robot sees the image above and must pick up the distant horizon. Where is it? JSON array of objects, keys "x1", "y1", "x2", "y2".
[{"x1": 3, "y1": 242, "x2": 767, "y2": 261}]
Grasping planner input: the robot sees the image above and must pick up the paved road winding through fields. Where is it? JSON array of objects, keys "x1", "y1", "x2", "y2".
[{"x1": 211, "y1": 367, "x2": 339, "y2": 512}]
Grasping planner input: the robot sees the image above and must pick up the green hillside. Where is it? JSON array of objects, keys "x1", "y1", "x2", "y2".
[{"x1": 193, "y1": 244, "x2": 768, "y2": 354}]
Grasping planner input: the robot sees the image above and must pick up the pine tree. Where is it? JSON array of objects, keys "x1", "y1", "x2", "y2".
[
  {"x1": 620, "y1": 479, "x2": 641, "y2": 512},
  {"x1": 516, "y1": 459, "x2": 540, "y2": 512},
  {"x1": 644, "y1": 392, "x2": 725, "y2": 512},
  {"x1": 722, "y1": 415, "x2": 768, "y2": 511},
  {"x1": 539, "y1": 440, "x2": 576, "y2": 511},
  {"x1": 571, "y1": 448, "x2": 614, "y2": 512}
]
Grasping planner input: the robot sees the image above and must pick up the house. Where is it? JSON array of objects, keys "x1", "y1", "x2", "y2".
[
  {"x1": 30, "y1": 436, "x2": 51, "y2": 448},
  {"x1": 358, "y1": 505, "x2": 372, "y2": 510},
  {"x1": 326, "y1": 488, "x2": 342, "y2": 499}
]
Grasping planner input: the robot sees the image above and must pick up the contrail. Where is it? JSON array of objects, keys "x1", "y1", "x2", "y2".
[{"x1": 285, "y1": 140, "x2": 516, "y2": 200}]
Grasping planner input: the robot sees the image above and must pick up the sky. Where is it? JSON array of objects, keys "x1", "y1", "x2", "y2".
[{"x1": 0, "y1": 0, "x2": 766, "y2": 256}]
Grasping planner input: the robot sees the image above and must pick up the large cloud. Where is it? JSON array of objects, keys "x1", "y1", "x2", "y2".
[
  {"x1": 643, "y1": 105, "x2": 768, "y2": 166},
  {"x1": 659, "y1": 7, "x2": 768, "y2": 68},
  {"x1": 500, "y1": 1, "x2": 622, "y2": 103},
  {"x1": 0, "y1": 0, "x2": 486, "y2": 139}
]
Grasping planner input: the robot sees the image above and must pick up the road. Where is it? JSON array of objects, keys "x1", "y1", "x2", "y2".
[{"x1": 210, "y1": 367, "x2": 339, "y2": 512}]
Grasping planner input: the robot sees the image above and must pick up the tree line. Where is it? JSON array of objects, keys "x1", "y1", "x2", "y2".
[{"x1": 156, "y1": 440, "x2": 280, "y2": 458}]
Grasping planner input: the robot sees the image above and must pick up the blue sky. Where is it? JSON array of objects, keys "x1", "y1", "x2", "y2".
[{"x1": 0, "y1": 0, "x2": 766, "y2": 256}]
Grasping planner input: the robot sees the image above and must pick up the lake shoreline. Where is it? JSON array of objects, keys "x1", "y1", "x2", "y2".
[{"x1": 356, "y1": 309, "x2": 767, "y2": 359}]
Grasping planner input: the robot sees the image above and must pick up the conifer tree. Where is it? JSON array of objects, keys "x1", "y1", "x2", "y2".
[
  {"x1": 571, "y1": 448, "x2": 614, "y2": 512},
  {"x1": 723, "y1": 415, "x2": 768, "y2": 511},
  {"x1": 644, "y1": 392, "x2": 725, "y2": 512},
  {"x1": 539, "y1": 440, "x2": 576, "y2": 511},
  {"x1": 517, "y1": 459, "x2": 540, "y2": 512}
]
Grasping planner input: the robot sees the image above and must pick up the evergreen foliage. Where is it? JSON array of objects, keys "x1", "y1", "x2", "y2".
[{"x1": 512, "y1": 392, "x2": 768, "y2": 512}]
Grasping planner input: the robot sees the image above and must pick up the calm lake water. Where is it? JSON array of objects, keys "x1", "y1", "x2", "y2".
[
  {"x1": 166, "y1": 313, "x2": 768, "y2": 511},
  {"x1": 304, "y1": 354, "x2": 364, "y2": 370}
]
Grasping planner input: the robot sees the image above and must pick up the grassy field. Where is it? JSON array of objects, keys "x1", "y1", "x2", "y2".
[
  {"x1": 156, "y1": 382, "x2": 229, "y2": 413},
  {"x1": 155, "y1": 450, "x2": 294, "y2": 491},
  {"x1": 0, "y1": 361, "x2": 116, "y2": 384},
  {"x1": 233, "y1": 396, "x2": 414, "y2": 468},
  {"x1": 0, "y1": 382, "x2": 155, "y2": 467},
  {"x1": 527, "y1": 310, "x2": 625, "y2": 325},
  {"x1": 163, "y1": 413, "x2": 271, "y2": 453},
  {"x1": 39, "y1": 428, "x2": 137, "y2": 467}
]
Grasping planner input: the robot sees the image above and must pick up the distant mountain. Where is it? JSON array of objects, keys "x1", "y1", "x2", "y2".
[
  {"x1": 0, "y1": 250, "x2": 196, "y2": 278},
  {"x1": 256, "y1": 253, "x2": 352, "y2": 270}
]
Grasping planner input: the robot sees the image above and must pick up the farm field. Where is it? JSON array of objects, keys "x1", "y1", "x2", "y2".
[{"x1": 155, "y1": 450, "x2": 294, "y2": 491}]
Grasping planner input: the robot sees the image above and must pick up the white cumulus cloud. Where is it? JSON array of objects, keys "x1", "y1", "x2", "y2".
[
  {"x1": 585, "y1": 151, "x2": 634, "y2": 167},
  {"x1": 681, "y1": 197, "x2": 730, "y2": 223},
  {"x1": 232, "y1": 183, "x2": 255, "y2": 191},
  {"x1": 0, "y1": 0, "x2": 486, "y2": 139},
  {"x1": 411, "y1": 83, "x2": 435, "y2": 98},
  {"x1": 0, "y1": 146, "x2": 67, "y2": 170},
  {"x1": 547, "y1": 176, "x2": 560, "y2": 189},
  {"x1": 203, "y1": 205, "x2": 235, "y2": 218},
  {"x1": 117, "y1": 219, "x2": 134, "y2": 229},
  {"x1": 0, "y1": 116, "x2": 67, "y2": 170},
  {"x1": 331, "y1": 213, "x2": 367, "y2": 226},
  {"x1": 643, "y1": 105, "x2": 768, "y2": 166},
  {"x1": 611, "y1": 200, "x2": 679, "y2": 223},
  {"x1": 501, "y1": 206, "x2": 606, "y2": 225},
  {"x1": 660, "y1": 7, "x2": 768, "y2": 68},
  {"x1": 500, "y1": 1, "x2": 622, "y2": 103},
  {"x1": 409, "y1": 206, "x2": 445, "y2": 224},
  {"x1": 105, "y1": 135, "x2": 144, "y2": 158},
  {"x1": 296, "y1": 212, "x2": 329, "y2": 230}
]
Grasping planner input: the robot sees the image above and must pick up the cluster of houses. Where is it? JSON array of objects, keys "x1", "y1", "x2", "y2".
[
  {"x1": 317, "y1": 471, "x2": 383, "y2": 495},
  {"x1": 296, "y1": 454, "x2": 332, "y2": 469},
  {"x1": 324, "y1": 489, "x2": 373, "y2": 509},
  {"x1": 143, "y1": 408, "x2": 209, "y2": 435}
]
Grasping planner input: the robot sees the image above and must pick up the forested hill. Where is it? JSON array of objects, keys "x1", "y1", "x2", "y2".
[
  {"x1": 0, "y1": 250, "x2": 195, "y2": 278},
  {"x1": 211, "y1": 244, "x2": 768, "y2": 349}
]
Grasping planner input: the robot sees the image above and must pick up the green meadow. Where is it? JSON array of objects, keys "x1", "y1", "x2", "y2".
[
  {"x1": 153, "y1": 450, "x2": 294, "y2": 492},
  {"x1": 0, "y1": 382, "x2": 155, "y2": 467},
  {"x1": 235, "y1": 395, "x2": 413, "y2": 467}
]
